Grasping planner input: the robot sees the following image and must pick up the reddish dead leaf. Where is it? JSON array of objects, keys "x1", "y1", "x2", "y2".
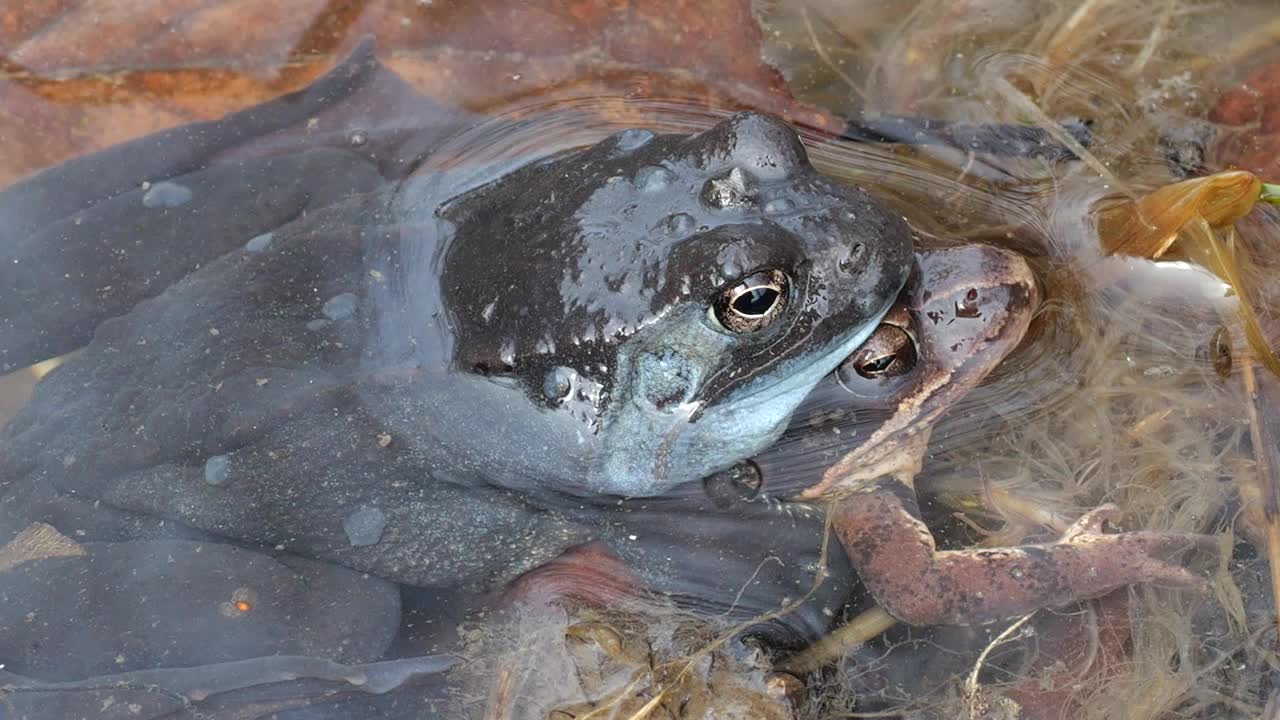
[
  {"x1": 0, "y1": 0, "x2": 820, "y2": 187},
  {"x1": 1001, "y1": 592, "x2": 1134, "y2": 720},
  {"x1": 1210, "y1": 54, "x2": 1280, "y2": 178}
]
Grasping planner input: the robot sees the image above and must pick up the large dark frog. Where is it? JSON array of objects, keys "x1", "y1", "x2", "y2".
[
  {"x1": 0, "y1": 44, "x2": 909, "y2": 640},
  {"x1": 0, "y1": 45, "x2": 909, "y2": 505}
]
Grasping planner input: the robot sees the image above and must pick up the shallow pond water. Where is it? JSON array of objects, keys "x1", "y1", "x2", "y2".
[{"x1": 2, "y1": 1, "x2": 1280, "y2": 718}]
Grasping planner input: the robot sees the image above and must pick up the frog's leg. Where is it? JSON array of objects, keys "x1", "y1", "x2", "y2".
[
  {"x1": 499, "y1": 498, "x2": 854, "y2": 650},
  {"x1": 836, "y1": 112, "x2": 1092, "y2": 163},
  {"x1": 830, "y1": 475, "x2": 1213, "y2": 626},
  {"x1": 0, "y1": 42, "x2": 468, "y2": 372},
  {"x1": 0, "y1": 146, "x2": 389, "y2": 373}
]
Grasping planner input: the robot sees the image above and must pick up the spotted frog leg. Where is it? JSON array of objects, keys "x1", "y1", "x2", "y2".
[
  {"x1": 769, "y1": 243, "x2": 1218, "y2": 626},
  {"x1": 830, "y1": 479, "x2": 1213, "y2": 626}
]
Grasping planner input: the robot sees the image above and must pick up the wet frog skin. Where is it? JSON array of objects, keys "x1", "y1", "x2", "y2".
[
  {"x1": 371, "y1": 108, "x2": 913, "y2": 498},
  {"x1": 0, "y1": 47, "x2": 910, "y2": 598},
  {"x1": 708, "y1": 243, "x2": 1213, "y2": 626}
]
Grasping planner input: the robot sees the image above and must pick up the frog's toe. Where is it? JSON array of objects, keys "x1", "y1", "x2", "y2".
[
  {"x1": 1061, "y1": 523, "x2": 1219, "y2": 560},
  {"x1": 1060, "y1": 503, "x2": 1124, "y2": 539},
  {"x1": 1056, "y1": 528, "x2": 1217, "y2": 598}
]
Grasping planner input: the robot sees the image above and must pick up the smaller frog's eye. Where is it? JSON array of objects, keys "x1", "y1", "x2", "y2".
[
  {"x1": 711, "y1": 269, "x2": 789, "y2": 334},
  {"x1": 848, "y1": 325, "x2": 917, "y2": 379}
]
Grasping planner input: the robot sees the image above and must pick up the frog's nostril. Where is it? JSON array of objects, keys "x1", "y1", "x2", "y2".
[
  {"x1": 839, "y1": 243, "x2": 865, "y2": 274},
  {"x1": 543, "y1": 366, "x2": 576, "y2": 402}
]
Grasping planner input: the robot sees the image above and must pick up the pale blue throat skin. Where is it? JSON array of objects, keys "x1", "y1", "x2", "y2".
[{"x1": 594, "y1": 297, "x2": 895, "y2": 497}]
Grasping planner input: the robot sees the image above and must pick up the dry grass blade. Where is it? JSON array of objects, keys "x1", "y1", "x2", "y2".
[
  {"x1": 1046, "y1": 0, "x2": 1115, "y2": 70},
  {"x1": 777, "y1": 606, "x2": 897, "y2": 675},
  {"x1": 989, "y1": 77, "x2": 1120, "y2": 187},
  {"x1": 963, "y1": 612, "x2": 1036, "y2": 719},
  {"x1": 1239, "y1": 354, "x2": 1280, "y2": 639}
]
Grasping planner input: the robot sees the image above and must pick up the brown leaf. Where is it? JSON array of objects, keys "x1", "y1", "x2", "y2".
[
  {"x1": 0, "y1": 0, "x2": 812, "y2": 187},
  {"x1": 1210, "y1": 55, "x2": 1280, "y2": 177},
  {"x1": 1096, "y1": 171, "x2": 1263, "y2": 258},
  {"x1": 1000, "y1": 593, "x2": 1134, "y2": 720}
]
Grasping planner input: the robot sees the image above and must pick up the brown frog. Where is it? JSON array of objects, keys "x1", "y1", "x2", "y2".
[{"x1": 713, "y1": 242, "x2": 1213, "y2": 627}]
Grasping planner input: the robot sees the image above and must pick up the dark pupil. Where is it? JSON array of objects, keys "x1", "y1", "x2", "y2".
[{"x1": 733, "y1": 287, "x2": 779, "y2": 316}]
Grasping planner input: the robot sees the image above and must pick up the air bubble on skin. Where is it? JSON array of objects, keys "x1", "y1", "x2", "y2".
[
  {"x1": 635, "y1": 165, "x2": 676, "y2": 191},
  {"x1": 661, "y1": 213, "x2": 696, "y2": 236},
  {"x1": 142, "y1": 181, "x2": 193, "y2": 208},
  {"x1": 702, "y1": 167, "x2": 753, "y2": 209},
  {"x1": 204, "y1": 454, "x2": 231, "y2": 486},
  {"x1": 344, "y1": 507, "x2": 387, "y2": 547},
  {"x1": 764, "y1": 198, "x2": 794, "y2": 214},
  {"x1": 543, "y1": 366, "x2": 576, "y2": 402},
  {"x1": 349, "y1": 129, "x2": 368, "y2": 147},
  {"x1": 322, "y1": 293, "x2": 358, "y2": 321},
  {"x1": 244, "y1": 232, "x2": 273, "y2": 253},
  {"x1": 613, "y1": 128, "x2": 655, "y2": 152},
  {"x1": 499, "y1": 339, "x2": 517, "y2": 368}
]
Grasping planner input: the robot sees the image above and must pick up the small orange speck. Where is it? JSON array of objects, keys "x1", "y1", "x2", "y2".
[{"x1": 234, "y1": 600, "x2": 252, "y2": 613}]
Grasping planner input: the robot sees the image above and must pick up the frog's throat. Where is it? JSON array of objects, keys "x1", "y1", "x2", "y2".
[
  {"x1": 591, "y1": 295, "x2": 896, "y2": 498},
  {"x1": 721, "y1": 297, "x2": 896, "y2": 412}
]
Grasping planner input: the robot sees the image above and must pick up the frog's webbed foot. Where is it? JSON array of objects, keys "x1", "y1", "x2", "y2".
[
  {"x1": 831, "y1": 479, "x2": 1215, "y2": 626},
  {"x1": 1052, "y1": 503, "x2": 1216, "y2": 592}
]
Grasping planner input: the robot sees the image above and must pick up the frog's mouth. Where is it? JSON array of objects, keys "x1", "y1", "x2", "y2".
[{"x1": 589, "y1": 296, "x2": 895, "y2": 498}]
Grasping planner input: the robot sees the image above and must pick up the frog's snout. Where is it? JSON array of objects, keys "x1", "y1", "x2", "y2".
[{"x1": 632, "y1": 348, "x2": 703, "y2": 411}]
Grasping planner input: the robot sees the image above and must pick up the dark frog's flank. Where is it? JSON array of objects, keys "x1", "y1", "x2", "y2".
[{"x1": 373, "y1": 111, "x2": 913, "y2": 496}]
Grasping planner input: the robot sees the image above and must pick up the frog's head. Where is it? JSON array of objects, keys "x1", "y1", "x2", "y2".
[
  {"x1": 439, "y1": 112, "x2": 912, "y2": 496},
  {"x1": 706, "y1": 243, "x2": 1037, "y2": 503}
]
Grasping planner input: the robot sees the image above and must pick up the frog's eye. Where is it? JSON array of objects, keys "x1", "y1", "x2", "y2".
[
  {"x1": 711, "y1": 269, "x2": 789, "y2": 333},
  {"x1": 848, "y1": 325, "x2": 916, "y2": 379}
]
